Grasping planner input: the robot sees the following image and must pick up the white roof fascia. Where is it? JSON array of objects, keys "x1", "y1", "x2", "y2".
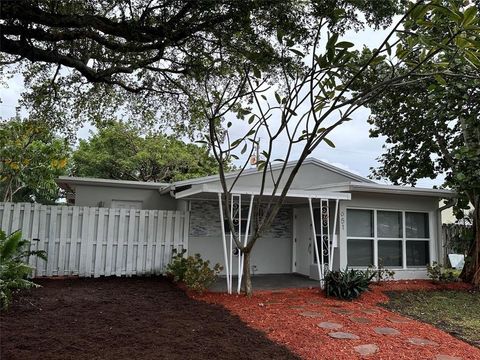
[
  {"x1": 56, "y1": 176, "x2": 169, "y2": 190},
  {"x1": 174, "y1": 183, "x2": 352, "y2": 200},
  {"x1": 308, "y1": 181, "x2": 456, "y2": 198},
  {"x1": 172, "y1": 157, "x2": 374, "y2": 187}
]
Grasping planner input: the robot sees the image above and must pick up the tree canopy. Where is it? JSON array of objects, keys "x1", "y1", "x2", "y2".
[
  {"x1": 359, "y1": 1, "x2": 480, "y2": 284},
  {"x1": 0, "y1": 117, "x2": 70, "y2": 203},
  {"x1": 71, "y1": 121, "x2": 222, "y2": 182},
  {"x1": 0, "y1": 0, "x2": 401, "y2": 136}
]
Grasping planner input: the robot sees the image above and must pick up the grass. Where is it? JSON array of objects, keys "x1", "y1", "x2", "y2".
[{"x1": 383, "y1": 289, "x2": 480, "y2": 347}]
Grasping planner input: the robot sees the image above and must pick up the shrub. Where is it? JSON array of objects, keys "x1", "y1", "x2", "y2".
[
  {"x1": 0, "y1": 230, "x2": 47, "y2": 309},
  {"x1": 367, "y1": 259, "x2": 396, "y2": 283},
  {"x1": 324, "y1": 268, "x2": 375, "y2": 300},
  {"x1": 427, "y1": 261, "x2": 458, "y2": 283},
  {"x1": 166, "y1": 249, "x2": 222, "y2": 293}
]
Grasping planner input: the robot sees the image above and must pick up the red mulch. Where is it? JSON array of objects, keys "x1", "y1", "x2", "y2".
[{"x1": 191, "y1": 281, "x2": 480, "y2": 360}]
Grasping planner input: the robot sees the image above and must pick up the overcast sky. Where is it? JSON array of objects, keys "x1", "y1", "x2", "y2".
[{"x1": 0, "y1": 21, "x2": 444, "y2": 189}]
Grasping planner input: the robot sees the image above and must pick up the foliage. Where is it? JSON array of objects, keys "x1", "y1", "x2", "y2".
[
  {"x1": 0, "y1": 117, "x2": 70, "y2": 203},
  {"x1": 0, "y1": 0, "x2": 401, "y2": 137},
  {"x1": 166, "y1": 249, "x2": 223, "y2": 293},
  {"x1": 443, "y1": 223, "x2": 473, "y2": 255},
  {"x1": 383, "y1": 290, "x2": 480, "y2": 345},
  {"x1": 324, "y1": 268, "x2": 376, "y2": 300},
  {"x1": 0, "y1": 230, "x2": 47, "y2": 309},
  {"x1": 427, "y1": 261, "x2": 459, "y2": 283},
  {"x1": 71, "y1": 121, "x2": 223, "y2": 182},
  {"x1": 355, "y1": 0, "x2": 480, "y2": 285},
  {"x1": 367, "y1": 259, "x2": 396, "y2": 283}
]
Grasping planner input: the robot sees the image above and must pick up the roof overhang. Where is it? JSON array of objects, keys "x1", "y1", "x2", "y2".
[
  {"x1": 307, "y1": 182, "x2": 456, "y2": 198},
  {"x1": 56, "y1": 176, "x2": 170, "y2": 191},
  {"x1": 174, "y1": 183, "x2": 352, "y2": 201}
]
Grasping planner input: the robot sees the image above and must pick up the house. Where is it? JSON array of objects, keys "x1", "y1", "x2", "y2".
[{"x1": 56, "y1": 158, "x2": 455, "y2": 289}]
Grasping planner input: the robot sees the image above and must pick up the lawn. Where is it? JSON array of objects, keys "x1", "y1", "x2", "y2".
[
  {"x1": 0, "y1": 277, "x2": 298, "y2": 360},
  {"x1": 382, "y1": 289, "x2": 480, "y2": 347}
]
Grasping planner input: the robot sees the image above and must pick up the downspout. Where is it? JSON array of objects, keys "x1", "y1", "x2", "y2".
[{"x1": 437, "y1": 197, "x2": 457, "y2": 266}]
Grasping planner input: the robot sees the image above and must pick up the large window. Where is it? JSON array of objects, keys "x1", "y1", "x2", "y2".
[{"x1": 347, "y1": 209, "x2": 431, "y2": 269}]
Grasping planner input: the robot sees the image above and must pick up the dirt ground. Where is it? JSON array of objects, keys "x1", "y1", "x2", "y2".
[{"x1": 0, "y1": 277, "x2": 298, "y2": 360}]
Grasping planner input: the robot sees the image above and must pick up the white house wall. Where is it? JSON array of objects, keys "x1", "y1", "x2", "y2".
[
  {"x1": 188, "y1": 200, "x2": 293, "y2": 275},
  {"x1": 74, "y1": 184, "x2": 178, "y2": 210},
  {"x1": 338, "y1": 192, "x2": 440, "y2": 280}
]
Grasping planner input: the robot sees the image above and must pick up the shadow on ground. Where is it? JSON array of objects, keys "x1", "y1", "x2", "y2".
[{"x1": 1, "y1": 277, "x2": 299, "y2": 360}]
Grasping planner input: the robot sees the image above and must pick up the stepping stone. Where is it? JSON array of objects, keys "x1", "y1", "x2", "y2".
[
  {"x1": 362, "y1": 308, "x2": 380, "y2": 315},
  {"x1": 349, "y1": 316, "x2": 371, "y2": 324},
  {"x1": 435, "y1": 355, "x2": 462, "y2": 360},
  {"x1": 331, "y1": 308, "x2": 354, "y2": 315},
  {"x1": 299, "y1": 311, "x2": 322, "y2": 318},
  {"x1": 374, "y1": 327, "x2": 400, "y2": 335},
  {"x1": 328, "y1": 331, "x2": 360, "y2": 340},
  {"x1": 387, "y1": 317, "x2": 410, "y2": 323},
  {"x1": 309, "y1": 299, "x2": 323, "y2": 305},
  {"x1": 317, "y1": 321, "x2": 343, "y2": 330},
  {"x1": 354, "y1": 344, "x2": 379, "y2": 356},
  {"x1": 408, "y1": 337, "x2": 438, "y2": 346},
  {"x1": 289, "y1": 305, "x2": 305, "y2": 310}
]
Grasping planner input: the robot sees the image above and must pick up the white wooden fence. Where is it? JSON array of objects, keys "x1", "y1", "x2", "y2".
[{"x1": 0, "y1": 203, "x2": 189, "y2": 278}]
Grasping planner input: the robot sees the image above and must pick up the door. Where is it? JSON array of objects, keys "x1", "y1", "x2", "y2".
[{"x1": 294, "y1": 207, "x2": 312, "y2": 276}]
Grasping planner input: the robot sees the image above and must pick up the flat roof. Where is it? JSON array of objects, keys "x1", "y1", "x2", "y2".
[
  {"x1": 307, "y1": 182, "x2": 456, "y2": 198},
  {"x1": 56, "y1": 176, "x2": 170, "y2": 191}
]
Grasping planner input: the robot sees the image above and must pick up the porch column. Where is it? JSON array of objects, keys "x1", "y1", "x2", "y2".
[
  {"x1": 308, "y1": 198, "x2": 324, "y2": 289},
  {"x1": 217, "y1": 193, "x2": 231, "y2": 293}
]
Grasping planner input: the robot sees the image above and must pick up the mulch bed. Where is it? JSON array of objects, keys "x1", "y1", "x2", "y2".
[
  {"x1": 192, "y1": 280, "x2": 480, "y2": 360},
  {"x1": 0, "y1": 277, "x2": 299, "y2": 360}
]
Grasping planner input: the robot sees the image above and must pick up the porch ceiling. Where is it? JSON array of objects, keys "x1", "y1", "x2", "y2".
[{"x1": 174, "y1": 183, "x2": 351, "y2": 202}]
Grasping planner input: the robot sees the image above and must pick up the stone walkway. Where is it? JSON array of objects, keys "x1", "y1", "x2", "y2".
[{"x1": 295, "y1": 304, "x2": 467, "y2": 359}]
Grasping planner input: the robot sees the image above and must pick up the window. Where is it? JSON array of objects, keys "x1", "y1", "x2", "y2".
[
  {"x1": 406, "y1": 212, "x2": 429, "y2": 238},
  {"x1": 378, "y1": 240, "x2": 402, "y2": 267},
  {"x1": 347, "y1": 208, "x2": 431, "y2": 269},
  {"x1": 347, "y1": 239, "x2": 373, "y2": 266},
  {"x1": 406, "y1": 241, "x2": 430, "y2": 266},
  {"x1": 223, "y1": 205, "x2": 251, "y2": 235},
  {"x1": 377, "y1": 211, "x2": 402, "y2": 238},
  {"x1": 347, "y1": 209, "x2": 373, "y2": 237}
]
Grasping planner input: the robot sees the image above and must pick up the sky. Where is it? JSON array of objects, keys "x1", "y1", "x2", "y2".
[{"x1": 0, "y1": 20, "x2": 444, "y2": 189}]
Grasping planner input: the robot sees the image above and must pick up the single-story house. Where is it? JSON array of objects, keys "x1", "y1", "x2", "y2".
[{"x1": 57, "y1": 158, "x2": 455, "y2": 288}]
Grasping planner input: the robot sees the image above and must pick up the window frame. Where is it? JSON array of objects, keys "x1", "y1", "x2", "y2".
[{"x1": 346, "y1": 207, "x2": 432, "y2": 270}]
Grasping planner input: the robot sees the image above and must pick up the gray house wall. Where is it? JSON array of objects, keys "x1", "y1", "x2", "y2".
[
  {"x1": 337, "y1": 192, "x2": 441, "y2": 280},
  {"x1": 74, "y1": 184, "x2": 178, "y2": 210},
  {"x1": 188, "y1": 200, "x2": 293, "y2": 275}
]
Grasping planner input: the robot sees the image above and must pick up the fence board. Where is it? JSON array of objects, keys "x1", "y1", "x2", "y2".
[{"x1": 0, "y1": 203, "x2": 188, "y2": 278}]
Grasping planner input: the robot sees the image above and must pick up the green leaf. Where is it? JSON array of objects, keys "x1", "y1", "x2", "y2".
[
  {"x1": 274, "y1": 92, "x2": 281, "y2": 104},
  {"x1": 462, "y1": 6, "x2": 477, "y2": 26},
  {"x1": 241, "y1": 143, "x2": 247, "y2": 154},
  {"x1": 335, "y1": 41, "x2": 354, "y2": 49},
  {"x1": 289, "y1": 48, "x2": 304, "y2": 57},
  {"x1": 434, "y1": 74, "x2": 447, "y2": 85},
  {"x1": 323, "y1": 138, "x2": 335, "y2": 148},
  {"x1": 252, "y1": 67, "x2": 261, "y2": 79},
  {"x1": 248, "y1": 115, "x2": 255, "y2": 124},
  {"x1": 227, "y1": 121, "x2": 232, "y2": 128}
]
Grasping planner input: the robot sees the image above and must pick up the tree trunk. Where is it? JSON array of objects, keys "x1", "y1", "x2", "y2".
[
  {"x1": 460, "y1": 196, "x2": 480, "y2": 287},
  {"x1": 242, "y1": 249, "x2": 253, "y2": 296}
]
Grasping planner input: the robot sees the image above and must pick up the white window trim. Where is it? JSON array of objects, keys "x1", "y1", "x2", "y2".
[{"x1": 346, "y1": 207, "x2": 432, "y2": 270}]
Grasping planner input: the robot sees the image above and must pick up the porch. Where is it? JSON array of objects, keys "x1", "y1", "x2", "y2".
[{"x1": 209, "y1": 273, "x2": 319, "y2": 292}]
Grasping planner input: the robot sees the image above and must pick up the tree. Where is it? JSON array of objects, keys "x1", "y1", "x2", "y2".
[
  {"x1": 0, "y1": 0, "x2": 401, "y2": 136},
  {"x1": 1, "y1": 0, "x2": 475, "y2": 294},
  {"x1": 0, "y1": 117, "x2": 70, "y2": 203},
  {"x1": 72, "y1": 121, "x2": 222, "y2": 182},
  {"x1": 187, "y1": 1, "x2": 478, "y2": 294},
  {"x1": 358, "y1": 2, "x2": 480, "y2": 286}
]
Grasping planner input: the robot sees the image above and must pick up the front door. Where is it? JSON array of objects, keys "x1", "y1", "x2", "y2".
[{"x1": 294, "y1": 208, "x2": 312, "y2": 276}]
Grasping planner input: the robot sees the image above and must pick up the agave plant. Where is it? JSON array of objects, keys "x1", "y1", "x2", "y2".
[
  {"x1": 324, "y1": 268, "x2": 376, "y2": 300},
  {"x1": 0, "y1": 230, "x2": 47, "y2": 309}
]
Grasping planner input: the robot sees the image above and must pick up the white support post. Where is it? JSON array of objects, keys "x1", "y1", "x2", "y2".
[
  {"x1": 329, "y1": 199, "x2": 339, "y2": 270},
  {"x1": 308, "y1": 198, "x2": 323, "y2": 289},
  {"x1": 238, "y1": 195, "x2": 254, "y2": 294},
  {"x1": 320, "y1": 199, "x2": 326, "y2": 277},
  {"x1": 218, "y1": 193, "x2": 231, "y2": 293},
  {"x1": 236, "y1": 195, "x2": 241, "y2": 293}
]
